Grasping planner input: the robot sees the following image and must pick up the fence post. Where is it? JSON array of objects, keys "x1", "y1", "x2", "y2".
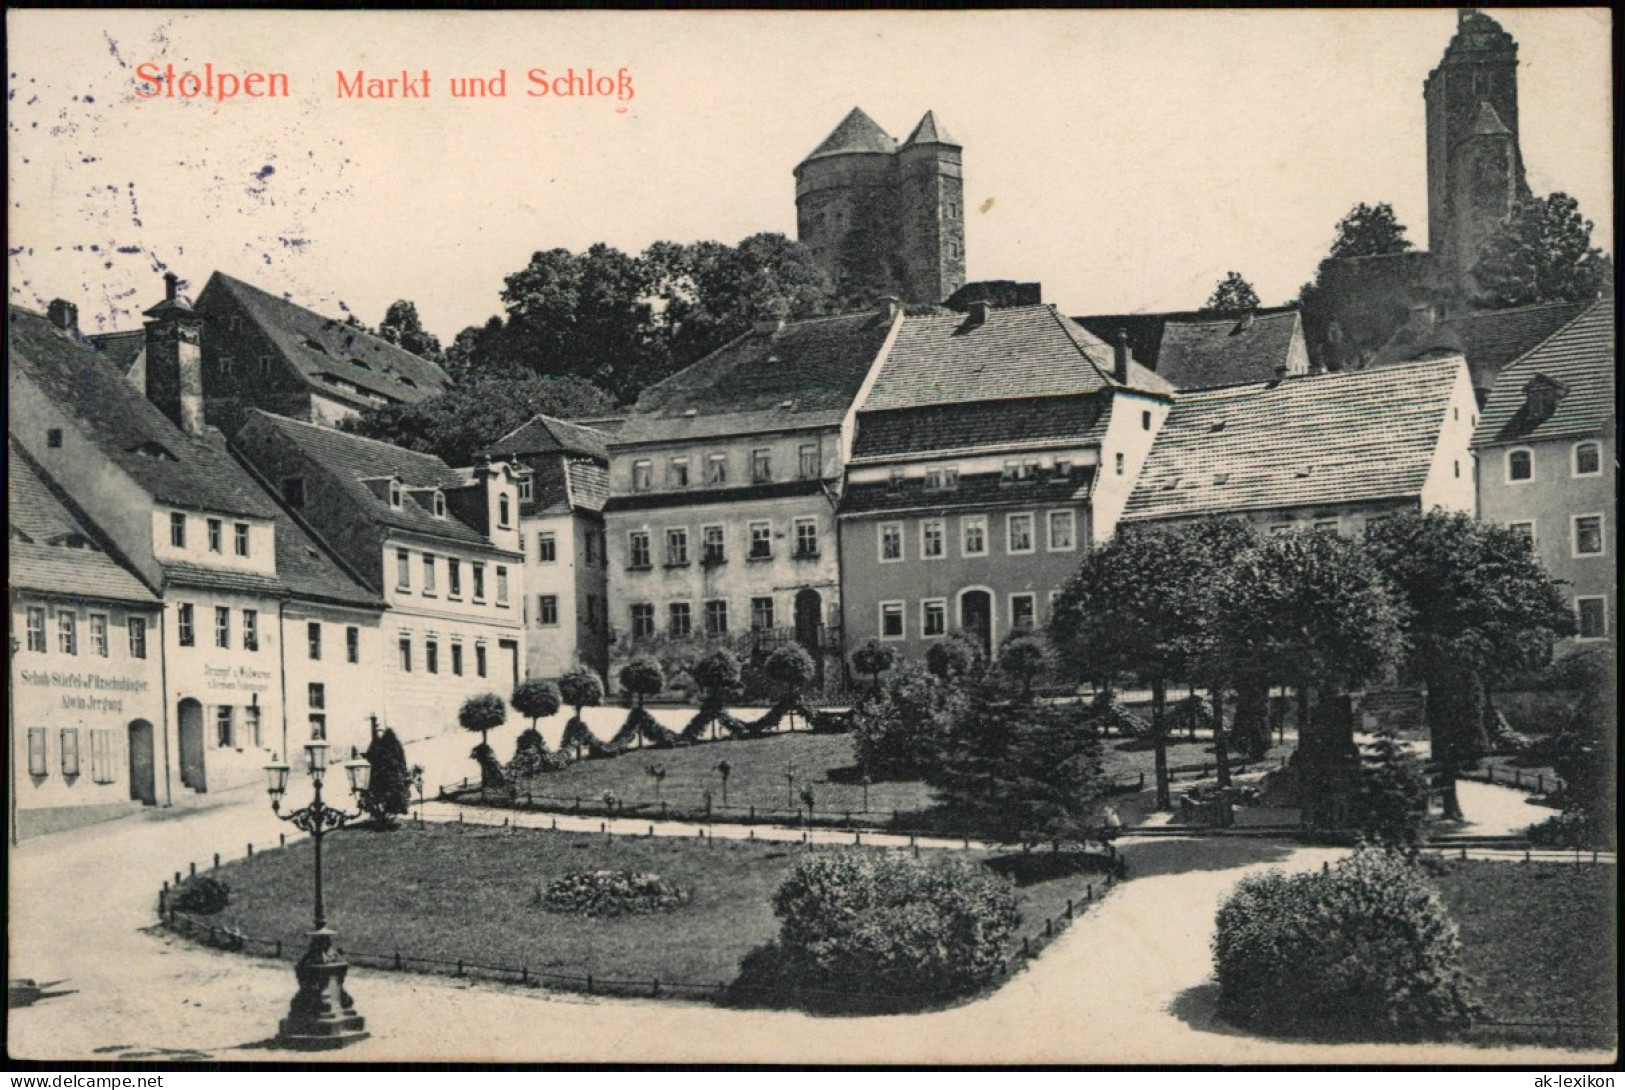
[
  {"x1": 456, "y1": 959, "x2": 464, "y2": 977},
  {"x1": 1045, "y1": 918, "x2": 1053, "y2": 938},
  {"x1": 189, "y1": 862, "x2": 197, "y2": 878},
  {"x1": 1066, "y1": 898, "x2": 1073, "y2": 919},
  {"x1": 652, "y1": 978, "x2": 660, "y2": 998},
  {"x1": 247, "y1": 843, "x2": 253, "y2": 859},
  {"x1": 521, "y1": 967, "x2": 529, "y2": 985},
  {"x1": 175, "y1": 870, "x2": 182, "y2": 887},
  {"x1": 1460, "y1": 846, "x2": 1467, "y2": 860},
  {"x1": 213, "y1": 852, "x2": 221, "y2": 869},
  {"x1": 1524, "y1": 847, "x2": 1531, "y2": 864},
  {"x1": 395, "y1": 950, "x2": 403, "y2": 970},
  {"x1": 749, "y1": 805, "x2": 756, "y2": 822},
  {"x1": 1538, "y1": 774, "x2": 1545, "y2": 793},
  {"x1": 587, "y1": 973, "x2": 594, "y2": 994},
  {"x1": 275, "y1": 939, "x2": 282, "y2": 958},
  {"x1": 1087, "y1": 884, "x2": 1093, "y2": 902},
  {"x1": 280, "y1": 833, "x2": 286, "y2": 848},
  {"x1": 649, "y1": 825, "x2": 655, "y2": 838}
]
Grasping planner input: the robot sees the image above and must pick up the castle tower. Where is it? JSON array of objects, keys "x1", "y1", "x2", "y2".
[
  {"x1": 144, "y1": 271, "x2": 206, "y2": 436},
  {"x1": 1424, "y1": 9, "x2": 1528, "y2": 289},
  {"x1": 794, "y1": 107, "x2": 966, "y2": 305}
]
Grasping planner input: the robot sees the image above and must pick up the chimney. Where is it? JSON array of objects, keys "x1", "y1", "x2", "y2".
[
  {"x1": 878, "y1": 295, "x2": 902, "y2": 322},
  {"x1": 143, "y1": 271, "x2": 207, "y2": 436},
  {"x1": 966, "y1": 300, "x2": 990, "y2": 326},
  {"x1": 1407, "y1": 301, "x2": 1435, "y2": 326},
  {"x1": 1235, "y1": 311, "x2": 1255, "y2": 332},
  {"x1": 47, "y1": 299, "x2": 80, "y2": 338},
  {"x1": 1113, "y1": 329, "x2": 1131, "y2": 384}
]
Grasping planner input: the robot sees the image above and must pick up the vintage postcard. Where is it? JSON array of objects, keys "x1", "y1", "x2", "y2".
[{"x1": 6, "y1": 7, "x2": 1616, "y2": 1069}]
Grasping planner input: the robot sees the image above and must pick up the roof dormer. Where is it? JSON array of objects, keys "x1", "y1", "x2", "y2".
[{"x1": 1521, "y1": 374, "x2": 1568, "y2": 423}]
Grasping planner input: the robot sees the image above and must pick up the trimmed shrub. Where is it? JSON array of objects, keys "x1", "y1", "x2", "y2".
[
  {"x1": 540, "y1": 870, "x2": 688, "y2": 917},
  {"x1": 510, "y1": 679, "x2": 562, "y2": 727},
  {"x1": 558, "y1": 668, "x2": 605, "y2": 719},
  {"x1": 1213, "y1": 847, "x2": 1479, "y2": 1038},
  {"x1": 506, "y1": 727, "x2": 567, "y2": 779},
  {"x1": 850, "y1": 639, "x2": 897, "y2": 695},
  {"x1": 171, "y1": 875, "x2": 231, "y2": 916},
  {"x1": 359, "y1": 727, "x2": 413, "y2": 827},
  {"x1": 926, "y1": 631, "x2": 983, "y2": 682},
  {"x1": 767, "y1": 850, "x2": 1019, "y2": 999},
  {"x1": 619, "y1": 655, "x2": 665, "y2": 708}
]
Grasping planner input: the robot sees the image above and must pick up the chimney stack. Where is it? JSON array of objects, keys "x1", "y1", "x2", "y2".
[
  {"x1": 877, "y1": 295, "x2": 903, "y2": 323},
  {"x1": 47, "y1": 299, "x2": 80, "y2": 338},
  {"x1": 143, "y1": 272, "x2": 207, "y2": 436},
  {"x1": 967, "y1": 300, "x2": 990, "y2": 326},
  {"x1": 1113, "y1": 330, "x2": 1131, "y2": 384}
]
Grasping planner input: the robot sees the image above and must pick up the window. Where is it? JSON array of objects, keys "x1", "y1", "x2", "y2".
[
  {"x1": 244, "y1": 706, "x2": 262, "y2": 749},
  {"x1": 218, "y1": 355, "x2": 235, "y2": 377},
  {"x1": 1575, "y1": 597, "x2": 1607, "y2": 640},
  {"x1": 1007, "y1": 513, "x2": 1035, "y2": 554},
  {"x1": 471, "y1": 562, "x2": 486, "y2": 601},
  {"x1": 924, "y1": 468, "x2": 943, "y2": 491},
  {"x1": 307, "y1": 621, "x2": 322, "y2": 660},
  {"x1": 399, "y1": 636, "x2": 413, "y2": 673},
  {"x1": 669, "y1": 602, "x2": 693, "y2": 638},
  {"x1": 752, "y1": 448, "x2": 772, "y2": 484},
  {"x1": 749, "y1": 521, "x2": 772, "y2": 560},
  {"x1": 585, "y1": 595, "x2": 601, "y2": 630},
  {"x1": 308, "y1": 684, "x2": 327, "y2": 740},
  {"x1": 920, "y1": 518, "x2": 945, "y2": 559},
  {"x1": 922, "y1": 599, "x2": 947, "y2": 638},
  {"x1": 177, "y1": 603, "x2": 195, "y2": 647},
  {"x1": 1115, "y1": 452, "x2": 1125, "y2": 476},
  {"x1": 632, "y1": 460, "x2": 653, "y2": 491},
  {"x1": 1453, "y1": 460, "x2": 1461, "y2": 479},
  {"x1": 665, "y1": 528, "x2": 690, "y2": 566},
  {"x1": 888, "y1": 468, "x2": 906, "y2": 492},
  {"x1": 1507, "y1": 448, "x2": 1533, "y2": 483},
  {"x1": 703, "y1": 525, "x2": 726, "y2": 565},
  {"x1": 451, "y1": 643, "x2": 464, "y2": 676},
  {"x1": 432, "y1": 491, "x2": 447, "y2": 518},
  {"x1": 879, "y1": 523, "x2": 903, "y2": 562},
  {"x1": 215, "y1": 607, "x2": 231, "y2": 649},
  {"x1": 706, "y1": 453, "x2": 728, "y2": 485},
  {"x1": 346, "y1": 626, "x2": 360, "y2": 663},
  {"x1": 1313, "y1": 520, "x2": 1340, "y2": 535},
  {"x1": 1047, "y1": 510, "x2": 1076, "y2": 552},
  {"x1": 47, "y1": 428, "x2": 63, "y2": 448},
  {"x1": 1574, "y1": 442, "x2": 1601, "y2": 477},
  {"x1": 880, "y1": 602, "x2": 905, "y2": 640},
  {"x1": 448, "y1": 558, "x2": 462, "y2": 598},
  {"x1": 58, "y1": 610, "x2": 78, "y2": 655},
  {"x1": 669, "y1": 457, "x2": 690, "y2": 488},
  {"x1": 215, "y1": 706, "x2": 234, "y2": 749},
  {"x1": 1011, "y1": 594, "x2": 1036, "y2": 633},
  {"x1": 26, "y1": 607, "x2": 46, "y2": 652},
  {"x1": 422, "y1": 553, "x2": 438, "y2": 594},
  {"x1": 795, "y1": 518, "x2": 819, "y2": 558},
  {"x1": 282, "y1": 478, "x2": 306, "y2": 508},
  {"x1": 234, "y1": 523, "x2": 250, "y2": 557},
  {"x1": 1508, "y1": 521, "x2": 1536, "y2": 547},
  {"x1": 397, "y1": 549, "x2": 412, "y2": 591},
  {"x1": 475, "y1": 643, "x2": 488, "y2": 678},
  {"x1": 1572, "y1": 514, "x2": 1605, "y2": 557},
  {"x1": 61, "y1": 728, "x2": 81, "y2": 776},
  {"x1": 90, "y1": 729, "x2": 115, "y2": 784},
  {"x1": 1142, "y1": 410, "x2": 1153, "y2": 430},
  {"x1": 799, "y1": 444, "x2": 819, "y2": 480},
  {"x1": 498, "y1": 494, "x2": 512, "y2": 528},
  {"x1": 537, "y1": 533, "x2": 557, "y2": 563},
  {"x1": 1003, "y1": 459, "x2": 1038, "y2": 483},
  {"x1": 425, "y1": 639, "x2": 439, "y2": 675},
  {"x1": 128, "y1": 616, "x2": 148, "y2": 659},
  {"x1": 628, "y1": 531, "x2": 652, "y2": 568},
  {"x1": 962, "y1": 516, "x2": 987, "y2": 557},
  {"x1": 496, "y1": 566, "x2": 509, "y2": 606},
  {"x1": 243, "y1": 609, "x2": 259, "y2": 651},
  {"x1": 538, "y1": 595, "x2": 559, "y2": 626},
  {"x1": 518, "y1": 477, "x2": 534, "y2": 503},
  {"x1": 584, "y1": 534, "x2": 597, "y2": 564},
  {"x1": 28, "y1": 729, "x2": 48, "y2": 777},
  {"x1": 631, "y1": 603, "x2": 656, "y2": 639},
  {"x1": 705, "y1": 599, "x2": 729, "y2": 635},
  {"x1": 751, "y1": 597, "x2": 775, "y2": 631},
  {"x1": 389, "y1": 481, "x2": 403, "y2": 508},
  {"x1": 88, "y1": 614, "x2": 109, "y2": 658},
  {"x1": 170, "y1": 512, "x2": 187, "y2": 549}
]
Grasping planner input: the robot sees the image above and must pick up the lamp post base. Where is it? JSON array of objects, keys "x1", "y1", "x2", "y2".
[{"x1": 276, "y1": 928, "x2": 369, "y2": 1051}]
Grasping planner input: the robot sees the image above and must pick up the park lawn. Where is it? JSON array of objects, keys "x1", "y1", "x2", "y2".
[
  {"x1": 194, "y1": 822, "x2": 1111, "y2": 1004},
  {"x1": 1429, "y1": 859, "x2": 1618, "y2": 1049}
]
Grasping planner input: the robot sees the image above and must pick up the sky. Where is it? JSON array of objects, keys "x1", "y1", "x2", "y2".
[{"x1": 7, "y1": 8, "x2": 1614, "y2": 344}]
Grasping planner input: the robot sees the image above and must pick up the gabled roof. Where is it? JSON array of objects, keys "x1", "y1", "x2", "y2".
[
  {"x1": 861, "y1": 304, "x2": 1169, "y2": 414},
  {"x1": 239, "y1": 410, "x2": 488, "y2": 546},
  {"x1": 85, "y1": 329, "x2": 147, "y2": 375},
  {"x1": 483, "y1": 414, "x2": 610, "y2": 462},
  {"x1": 853, "y1": 393, "x2": 1110, "y2": 462},
  {"x1": 1072, "y1": 306, "x2": 1302, "y2": 372},
  {"x1": 801, "y1": 107, "x2": 897, "y2": 162},
  {"x1": 1472, "y1": 301, "x2": 1614, "y2": 448},
  {"x1": 614, "y1": 310, "x2": 895, "y2": 446},
  {"x1": 1373, "y1": 300, "x2": 1590, "y2": 391},
  {"x1": 199, "y1": 272, "x2": 452, "y2": 406},
  {"x1": 841, "y1": 467, "x2": 1096, "y2": 519},
  {"x1": 903, "y1": 110, "x2": 959, "y2": 148},
  {"x1": 1153, "y1": 311, "x2": 1306, "y2": 389},
  {"x1": 9, "y1": 305, "x2": 282, "y2": 520},
  {"x1": 1122, "y1": 358, "x2": 1467, "y2": 523}
]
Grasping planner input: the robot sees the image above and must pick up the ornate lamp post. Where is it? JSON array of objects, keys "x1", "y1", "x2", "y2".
[{"x1": 263, "y1": 740, "x2": 371, "y2": 1050}]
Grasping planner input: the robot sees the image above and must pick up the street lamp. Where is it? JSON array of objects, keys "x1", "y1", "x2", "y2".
[{"x1": 263, "y1": 740, "x2": 372, "y2": 1050}]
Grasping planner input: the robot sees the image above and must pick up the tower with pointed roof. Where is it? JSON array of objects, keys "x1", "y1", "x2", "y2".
[
  {"x1": 1424, "y1": 9, "x2": 1529, "y2": 293},
  {"x1": 794, "y1": 107, "x2": 965, "y2": 305}
]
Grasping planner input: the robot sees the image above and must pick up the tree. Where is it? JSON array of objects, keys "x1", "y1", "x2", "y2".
[
  {"x1": 510, "y1": 678, "x2": 562, "y2": 729},
  {"x1": 1471, "y1": 192, "x2": 1613, "y2": 309},
  {"x1": 1202, "y1": 272, "x2": 1261, "y2": 317},
  {"x1": 1363, "y1": 510, "x2": 1574, "y2": 820},
  {"x1": 618, "y1": 655, "x2": 666, "y2": 710},
  {"x1": 459, "y1": 692, "x2": 508, "y2": 787},
  {"x1": 998, "y1": 635, "x2": 1048, "y2": 702},
  {"x1": 849, "y1": 639, "x2": 897, "y2": 696},
  {"x1": 359, "y1": 727, "x2": 413, "y2": 828},
  {"x1": 850, "y1": 661, "x2": 964, "y2": 781},
  {"x1": 1355, "y1": 725, "x2": 1429, "y2": 851},
  {"x1": 1328, "y1": 202, "x2": 1413, "y2": 260},
  {"x1": 341, "y1": 375, "x2": 612, "y2": 466},
  {"x1": 925, "y1": 630, "x2": 983, "y2": 683},
  {"x1": 687, "y1": 648, "x2": 742, "y2": 741},
  {"x1": 376, "y1": 299, "x2": 445, "y2": 362},
  {"x1": 558, "y1": 667, "x2": 605, "y2": 761},
  {"x1": 763, "y1": 644, "x2": 816, "y2": 704},
  {"x1": 1537, "y1": 651, "x2": 1614, "y2": 847}
]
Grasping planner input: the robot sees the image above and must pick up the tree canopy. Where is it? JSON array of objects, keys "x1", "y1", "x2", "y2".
[
  {"x1": 1328, "y1": 202, "x2": 1414, "y2": 260},
  {"x1": 376, "y1": 299, "x2": 445, "y2": 362},
  {"x1": 1202, "y1": 272, "x2": 1261, "y2": 317},
  {"x1": 1471, "y1": 192, "x2": 1613, "y2": 309}
]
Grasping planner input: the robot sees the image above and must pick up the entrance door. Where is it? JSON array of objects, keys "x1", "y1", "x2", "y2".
[
  {"x1": 128, "y1": 720, "x2": 157, "y2": 805},
  {"x1": 959, "y1": 590, "x2": 993, "y2": 656},
  {"x1": 499, "y1": 639, "x2": 520, "y2": 691},
  {"x1": 794, "y1": 589, "x2": 823, "y2": 655},
  {"x1": 177, "y1": 698, "x2": 207, "y2": 793}
]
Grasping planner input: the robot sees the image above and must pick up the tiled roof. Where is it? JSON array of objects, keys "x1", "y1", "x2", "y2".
[
  {"x1": 862, "y1": 305, "x2": 1169, "y2": 414},
  {"x1": 240, "y1": 410, "x2": 488, "y2": 547},
  {"x1": 162, "y1": 562, "x2": 292, "y2": 596},
  {"x1": 603, "y1": 479, "x2": 829, "y2": 514},
  {"x1": 9, "y1": 436, "x2": 88, "y2": 545},
  {"x1": 567, "y1": 460, "x2": 609, "y2": 513},
  {"x1": 86, "y1": 329, "x2": 146, "y2": 374},
  {"x1": 1122, "y1": 358, "x2": 1466, "y2": 523},
  {"x1": 852, "y1": 393, "x2": 1109, "y2": 461},
  {"x1": 1072, "y1": 306, "x2": 1301, "y2": 373},
  {"x1": 1373, "y1": 301, "x2": 1590, "y2": 391},
  {"x1": 483, "y1": 414, "x2": 611, "y2": 461},
  {"x1": 1153, "y1": 311, "x2": 1305, "y2": 389},
  {"x1": 10, "y1": 541, "x2": 159, "y2": 604},
  {"x1": 903, "y1": 110, "x2": 959, "y2": 148},
  {"x1": 10, "y1": 305, "x2": 282, "y2": 520},
  {"x1": 841, "y1": 469, "x2": 1096, "y2": 518},
  {"x1": 1472, "y1": 301, "x2": 1614, "y2": 448},
  {"x1": 801, "y1": 107, "x2": 897, "y2": 162},
  {"x1": 201, "y1": 273, "x2": 451, "y2": 406},
  {"x1": 614, "y1": 311, "x2": 893, "y2": 445}
]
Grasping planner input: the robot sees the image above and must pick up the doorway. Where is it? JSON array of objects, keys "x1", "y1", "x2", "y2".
[
  {"x1": 128, "y1": 719, "x2": 157, "y2": 805},
  {"x1": 794, "y1": 589, "x2": 823, "y2": 655},
  {"x1": 959, "y1": 589, "x2": 993, "y2": 656},
  {"x1": 177, "y1": 698, "x2": 206, "y2": 792}
]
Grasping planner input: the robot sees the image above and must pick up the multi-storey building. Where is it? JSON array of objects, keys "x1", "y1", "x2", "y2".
[
  {"x1": 839, "y1": 302, "x2": 1174, "y2": 659},
  {"x1": 604, "y1": 307, "x2": 898, "y2": 689},
  {"x1": 482, "y1": 414, "x2": 614, "y2": 682},
  {"x1": 233, "y1": 410, "x2": 526, "y2": 736},
  {"x1": 1471, "y1": 301, "x2": 1614, "y2": 650}
]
